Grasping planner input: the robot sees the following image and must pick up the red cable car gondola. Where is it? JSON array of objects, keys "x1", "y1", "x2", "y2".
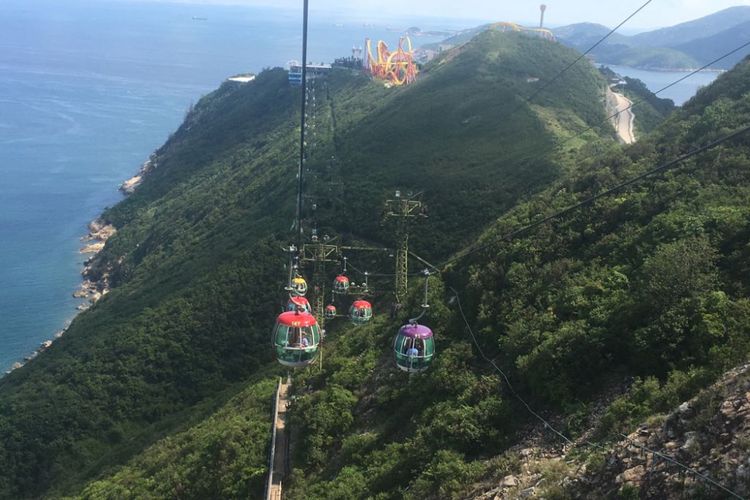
[
  {"x1": 324, "y1": 304, "x2": 337, "y2": 319},
  {"x1": 272, "y1": 310, "x2": 321, "y2": 367},
  {"x1": 349, "y1": 300, "x2": 373, "y2": 325},
  {"x1": 333, "y1": 274, "x2": 350, "y2": 294},
  {"x1": 287, "y1": 295, "x2": 312, "y2": 314}
]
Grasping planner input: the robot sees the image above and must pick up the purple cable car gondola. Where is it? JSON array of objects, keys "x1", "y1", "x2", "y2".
[{"x1": 393, "y1": 323, "x2": 434, "y2": 372}]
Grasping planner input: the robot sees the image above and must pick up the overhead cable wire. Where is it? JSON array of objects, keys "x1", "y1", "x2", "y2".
[
  {"x1": 496, "y1": 38, "x2": 750, "y2": 170},
  {"x1": 294, "y1": 0, "x2": 310, "y2": 248},
  {"x1": 509, "y1": 0, "x2": 654, "y2": 117},
  {"x1": 451, "y1": 286, "x2": 574, "y2": 445},
  {"x1": 621, "y1": 434, "x2": 745, "y2": 499},
  {"x1": 346, "y1": 259, "x2": 422, "y2": 278},
  {"x1": 437, "y1": 123, "x2": 750, "y2": 271},
  {"x1": 553, "y1": 39, "x2": 750, "y2": 152},
  {"x1": 451, "y1": 286, "x2": 746, "y2": 499}
]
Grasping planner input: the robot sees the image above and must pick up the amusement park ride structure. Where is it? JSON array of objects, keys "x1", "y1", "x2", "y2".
[{"x1": 365, "y1": 36, "x2": 419, "y2": 86}]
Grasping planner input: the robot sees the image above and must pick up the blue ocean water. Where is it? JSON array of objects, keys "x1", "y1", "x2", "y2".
[
  {"x1": 604, "y1": 64, "x2": 719, "y2": 106},
  {"x1": 0, "y1": 0, "x2": 450, "y2": 373}
]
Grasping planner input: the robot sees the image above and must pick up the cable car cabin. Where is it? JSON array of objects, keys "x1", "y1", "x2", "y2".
[
  {"x1": 273, "y1": 311, "x2": 321, "y2": 367},
  {"x1": 349, "y1": 300, "x2": 372, "y2": 325},
  {"x1": 394, "y1": 323, "x2": 434, "y2": 373},
  {"x1": 325, "y1": 304, "x2": 337, "y2": 319},
  {"x1": 333, "y1": 275, "x2": 350, "y2": 294},
  {"x1": 287, "y1": 295, "x2": 312, "y2": 314},
  {"x1": 291, "y1": 276, "x2": 308, "y2": 296}
]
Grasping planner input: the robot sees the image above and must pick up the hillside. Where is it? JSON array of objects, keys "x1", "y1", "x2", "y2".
[
  {"x1": 675, "y1": 21, "x2": 750, "y2": 70},
  {"x1": 81, "y1": 54, "x2": 750, "y2": 500},
  {"x1": 630, "y1": 6, "x2": 750, "y2": 48},
  {"x1": 2, "y1": 22, "x2": 747, "y2": 497},
  {"x1": 555, "y1": 6, "x2": 750, "y2": 70},
  {"x1": 263, "y1": 56, "x2": 749, "y2": 500},
  {"x1": 0, "y1": 31, "x2": 613, "y2": 499}
]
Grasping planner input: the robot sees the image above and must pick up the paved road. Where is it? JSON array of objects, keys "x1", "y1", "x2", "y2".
[{"x1": 609, "y1": 89, "x2": 636, "y2": 144}]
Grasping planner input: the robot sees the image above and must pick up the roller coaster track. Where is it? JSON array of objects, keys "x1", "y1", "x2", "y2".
[{"x1": 365, "y1": 36, "x2": 418, "y2": 86}]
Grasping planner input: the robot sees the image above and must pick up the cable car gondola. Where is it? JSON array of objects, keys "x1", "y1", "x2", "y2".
[
  {"x1": 393, "y1": 323, "x2": 434, "y2": 373},
  {"x1": 272, "y1": 310, "x2": 321, "y2": 367},
  {"x1": 333, "y1": 274, "x2": 350, "y2": 294},
  {"x1": 324, "y1": 304, "x2": 337, "y2": 319},
  {"x1": 349, "y1": 300, "x2": 372, "y2": 324},
  {"x1": 287, "y1": 295, "x2": 312, "y2": 314},
  {"x1": 290, "y1": 276, "x2": 308, "y2": 296}
]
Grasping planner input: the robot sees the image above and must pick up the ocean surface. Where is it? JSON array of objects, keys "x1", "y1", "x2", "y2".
[
  {"x1": 604, "y1": 64, "x2": 720, "y2": 105},
  {"x1": 0, "y1": 0, "x2": 454, "y2": 373}
]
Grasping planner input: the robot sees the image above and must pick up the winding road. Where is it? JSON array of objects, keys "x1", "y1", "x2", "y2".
[{"x1": 608, "y1": 88, "x2": 636, "y2": 144}]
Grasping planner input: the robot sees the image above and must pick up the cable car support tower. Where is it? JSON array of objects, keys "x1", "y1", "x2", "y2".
[{"x1": 384, "y1": 191, "x2": 425, "y2": 304}]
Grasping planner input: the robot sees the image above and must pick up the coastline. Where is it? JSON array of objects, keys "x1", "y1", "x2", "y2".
[
  {"x1": 4, "y1": 156, "x2": 155, "y2": 376},
  {"x1": 599, "y1": 62, "x2": 726, "y2": 73}
]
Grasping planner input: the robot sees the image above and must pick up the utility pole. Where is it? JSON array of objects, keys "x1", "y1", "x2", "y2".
[{"x1": 384, "y1": 190, "x2": 424, "y2": 304}]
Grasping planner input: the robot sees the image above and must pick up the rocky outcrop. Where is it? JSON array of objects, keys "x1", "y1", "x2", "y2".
[
  {"x1": 570, "y1": 363, "x2": 750, "y2": 499},
  {"x1": 74, "y1": 218, "x2": 115, "y2": 303},
  {"x1": 120, "y1": 154, "x2": 157, "y2": 195},
  {"x1": 464, "y1": 367, "x2": 750, "y2": 499}
]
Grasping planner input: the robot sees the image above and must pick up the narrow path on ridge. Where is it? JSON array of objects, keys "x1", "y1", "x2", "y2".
[{"x1": 269, "y1": 379, "x2": 290, "y2": 500}]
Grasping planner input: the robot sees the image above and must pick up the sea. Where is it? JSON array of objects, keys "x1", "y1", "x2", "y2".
[
  {"x1": 0, "y1": 0, "x2": 458, "y2": 373},
  {"x1": 604, "y1": 64, "x2": 719, "y2": 105},
  {"x1": 0, "y1": 0, "x2": 720, "y2": 373}
]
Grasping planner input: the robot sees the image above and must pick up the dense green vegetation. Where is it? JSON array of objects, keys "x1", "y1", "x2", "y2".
[
  {"x1": 76, "y1": 378, "x2": 276, "y2": 499},
  {"x1": 0, "y1": 31, "x2": 613, "y2": 499},
  {"x1": 267, "y1": 58, "x2": 750, "y2": 498},
  {"x1": 2, "y1": 20, "x2": 747, "y2": 495}
]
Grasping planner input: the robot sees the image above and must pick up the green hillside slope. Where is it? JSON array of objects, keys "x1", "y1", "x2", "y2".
[
  {"x1": 77, "y1": 58, "x2": 750, "y2": 500},
  {"x1": 630, "y1": 6, "x2": 750, "y2": 48},
  {"x1": 0, "y1": 31, "x2": 612, "y2": 499},
  {"x1": 272, "y1": 57, "x2": 749, "y2": 500},
  {"x1": 556, "y1": 7, "x2": 750, "y2": 70},
  {"x1": 674, "y1": 21, "x2": 750, "y2": 70}
]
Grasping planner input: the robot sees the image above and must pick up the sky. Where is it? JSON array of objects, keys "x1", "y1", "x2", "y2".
[{"x1": 125, "y1": 0, "x2": 750, "y2": 31}]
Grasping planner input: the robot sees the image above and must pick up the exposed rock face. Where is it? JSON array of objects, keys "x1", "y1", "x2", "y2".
[
  {"x1": 465, "y1": 367, "x2": 750, "y2": 499},
  {"x1": 74, "y1": 218, "x2": 116, "y2": 302},
  {"x1": 120, "y1": 155, "x2": 157, "y2": 195},
  {"x1": 570, "y1": 363, "x2": 750, "y2": 499}
]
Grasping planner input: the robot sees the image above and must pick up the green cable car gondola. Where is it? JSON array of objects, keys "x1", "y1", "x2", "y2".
[
  {"x1": 393, "y1": 323, "x2": 434, "y2": 373},
  {"x1": 272, "y1": 310, "x2": 321, "y2": 367},
  {"x1": 349, "y1": 300, "x2": 372, "y2": 325}
]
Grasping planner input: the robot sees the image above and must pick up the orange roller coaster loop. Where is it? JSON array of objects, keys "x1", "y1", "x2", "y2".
[{"x1": 365, "y1": 36, "x2": 418, "y2": 86}]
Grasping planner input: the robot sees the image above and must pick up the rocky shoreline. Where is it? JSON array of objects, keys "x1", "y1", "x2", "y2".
[
  {"x1": 4, "y1": 219, "x2": 117, "y2": 376},
  {"x1": 119, "y1": 154, "x2": 156, "y2": 195},
  {"x1": 74, "y1": 218, "x2": 117, "y2": 311},
  {"x1": 4, "y1": 156, "x2": 153, "y2": 376}
]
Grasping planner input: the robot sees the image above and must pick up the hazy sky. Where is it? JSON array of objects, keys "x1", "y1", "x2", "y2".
[{"x1": 137, "y1": 0, "x2": 750, "y2": 30}]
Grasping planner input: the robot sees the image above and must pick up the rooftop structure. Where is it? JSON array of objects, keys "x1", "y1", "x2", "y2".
[{"x1": 287, "y1": 61, "x2": 332, "y2": 86}]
